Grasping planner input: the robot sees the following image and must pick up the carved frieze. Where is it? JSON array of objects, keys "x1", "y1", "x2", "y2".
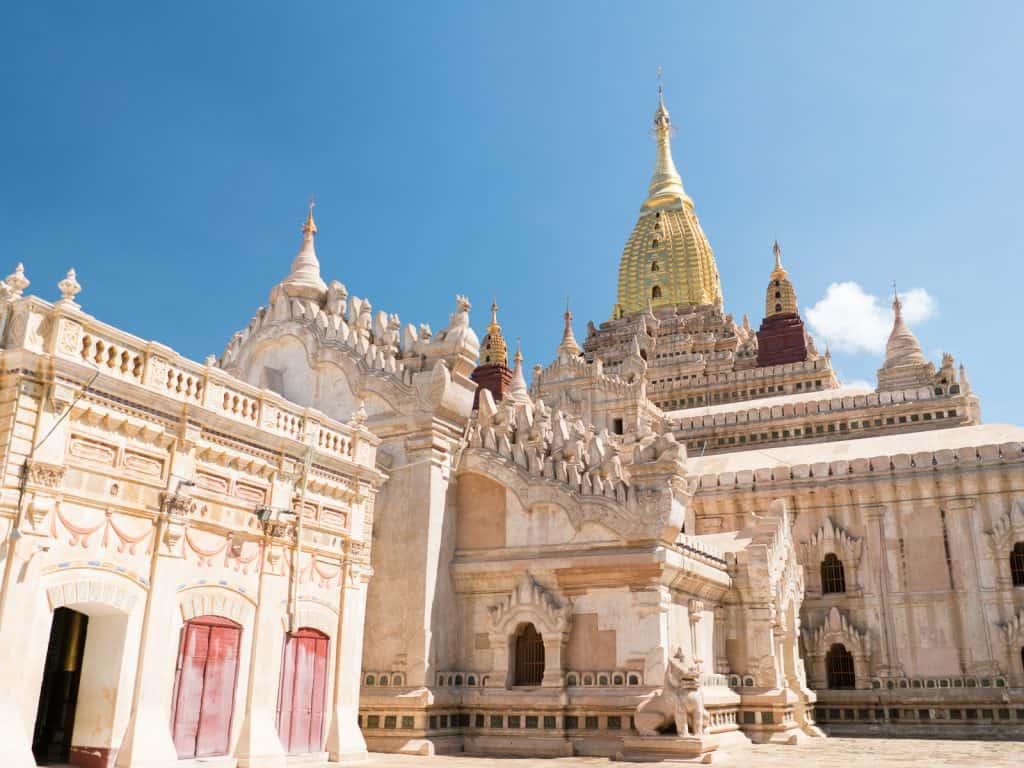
[{"x1": 27, "y1": 460, "x2": 66, "y2": 489}]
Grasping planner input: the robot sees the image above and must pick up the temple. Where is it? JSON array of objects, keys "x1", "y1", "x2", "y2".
[{"x1": 0, "y1": 81, "x2": 1021, "y2": 768}]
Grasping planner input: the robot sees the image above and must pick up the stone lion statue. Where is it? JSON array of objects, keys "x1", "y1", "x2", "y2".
[{"x1": 634, "y1": 649, "x2": 707, "y2": 738}]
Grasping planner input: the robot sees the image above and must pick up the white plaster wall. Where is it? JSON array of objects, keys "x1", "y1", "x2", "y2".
[{"x1": 570, "y1": 587, "x2": 662, "y2": 670}]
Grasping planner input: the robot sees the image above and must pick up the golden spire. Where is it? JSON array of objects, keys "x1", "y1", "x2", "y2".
[
  {"x1": 479, "y1": 298, "x2": 508, "y2": 366},
  {"x1": 765, "y1": 240, "x2": 797, "y2": 316},
  {"x1": 303, "y1": 194, "x2": 317, "y2": 236},
  {"x1": 771, "y1": 240, "x2": 787, "y2": 278},
  {"x1": 644, "y1": 69, "x2": 691, "y2": 211},
  {"x1": 614, "y1": 74, "x2": 722, "y2": 317}
]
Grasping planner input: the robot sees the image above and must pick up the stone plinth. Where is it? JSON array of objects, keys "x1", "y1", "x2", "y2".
[{"x1": 619, "y1": 734, "x2": 720, "y2": 763}]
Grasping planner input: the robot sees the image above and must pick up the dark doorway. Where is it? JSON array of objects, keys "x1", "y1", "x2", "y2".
[
  {"x1": 33, "y1": 607, "x2": 89, "y2": 764},
  {"x1": 826, "y1": 643, "x2": 856, "y2": 689},
  {"x1": 513, "y1": 623, "x2": 545, "y2": 686}
]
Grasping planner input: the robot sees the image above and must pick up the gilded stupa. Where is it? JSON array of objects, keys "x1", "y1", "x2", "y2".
[{"x1": 613, "y1": 79, "x2": 723, "y2": 318}]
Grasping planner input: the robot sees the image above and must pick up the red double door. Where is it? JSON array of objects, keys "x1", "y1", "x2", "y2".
[
  {"x1": 171, "y1": 616, "x2": 242, "y2": 758},
  {"x1": 277, "y1": 628, "x2": 329, "y2": 754}
]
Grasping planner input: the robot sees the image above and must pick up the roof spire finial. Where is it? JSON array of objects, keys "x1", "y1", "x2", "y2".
[
  {"x1": 892, "y1": 280, "x2": 902, "y2": 319},
  {"x1": 557, "y1": 297, "x2": 581, "y2": 362},
  {"x1": 508, "y1": 337, "x2": 530, "y2": 403},
  {"x1": 303, "y1": 194, "x2": 317, "y2": 237},
  {"x1": 644, "y1": 69, "x2": 689, "y2": 211},
  {"x1": 275, "y1": 198, "x2": 327, "y2": 301},
  {"x1": 770, "y1": 239, "x2": 787, "y2": 279},
  {"x1": 479, "y1": 297, "x2": 508, "y2": 366}
]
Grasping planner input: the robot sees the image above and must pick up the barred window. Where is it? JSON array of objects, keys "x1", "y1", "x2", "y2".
[
  {"x1": 513, "y1": 623, "x2": 545, "y2": 686},
  {"x1": 821, "y1": 553, "x2": 847, "y2": 594},
  {"x1": 1010, "y1": 542, "x2": 1024, "y2": 586},
  {"x1": 826, "y1": 643, "x2": 855, "y2": 689}
]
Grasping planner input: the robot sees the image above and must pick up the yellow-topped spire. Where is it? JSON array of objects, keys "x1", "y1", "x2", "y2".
[
  {"x1": 303, "y1": 194, "x2": 317, "y2": 236},
  {"x1": 277, "y1": 196, "x2": 327, "y2": 301},
  {"x1": 644, "y1": 69, "x2": 691, "y2": 211},
  {"x1": 765, "y1": 240, "x2": 797, "y2": 316},
  {"x1": 771, "y1": 240, "x2": 786, "y2": 278},
  {"x1": 613, "y1": 74, "x2": 723, "y2": 318},
  {"x1": 479, "y1": 298, "x2": 508, "y2": 366}
]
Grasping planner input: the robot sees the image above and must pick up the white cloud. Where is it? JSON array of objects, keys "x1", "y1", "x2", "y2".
[
  {"x1": 838, "y1": 378, "x2": 875, "y2": 392},
  {"x1": 805, "y1": 282, "x2": 936, "y2": 355}
]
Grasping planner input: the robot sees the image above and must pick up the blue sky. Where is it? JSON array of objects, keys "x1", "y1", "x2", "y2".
[{"x1": 2, "y1": 2, "x2": 1021, "y2": 422}]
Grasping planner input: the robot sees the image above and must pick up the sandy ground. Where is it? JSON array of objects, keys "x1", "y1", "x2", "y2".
[{"x1": 338, "y1": 738, "x2": 1020, "y2": 767}]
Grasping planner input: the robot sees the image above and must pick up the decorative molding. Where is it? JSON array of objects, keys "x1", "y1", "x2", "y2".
[
  {"x1": 800, "y1": 517, "x2": 862, "y2": 565},
  {"x1": 803, "y1": 605, "x2": 870, "y2": 659},
  {"x1": 997, "y1": 611, "x2": 1024, "y2": 646},
  {"x1": 986, "y1": 499, "x2": 1024, "y2": 554},
  {"x1": 46, "y1": 577, "x2": 142, "y2": 615},
  {"x1": 488, "y1": 571, "x2": 570, "y2": 637},
  {"x1": 27, "y1": 460, "x2": 66, "y2": 489}
]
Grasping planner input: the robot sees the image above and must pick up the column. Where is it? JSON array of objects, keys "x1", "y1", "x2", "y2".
[
  {"x1": 325, "y1": 558, "x2": 371, "y2": 761},
  {"x1": 541, "y1": 632, "x2": 567, "y2": 687},
  {"x1": 114, "y1": 519, "x2": 185, "y2": 767},
  {"x1": 233, "y1": 532, "x2": 289, "y2": 767}
]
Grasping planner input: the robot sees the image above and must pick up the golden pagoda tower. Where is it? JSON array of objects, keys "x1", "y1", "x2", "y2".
[
  {"x1": 470, "y1": 299, "x2": 513, "y2": 406},
  {"x1": 613, "y1": 77, "x2": 723, "y2": 318}
]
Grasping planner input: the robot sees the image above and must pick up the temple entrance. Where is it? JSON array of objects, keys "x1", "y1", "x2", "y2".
[
  {"x1": 513, "y1": 623, "x2": 545, "y2": 686},
  {"x1": 171, "y1": 615, "x2": 242, "y2": 758},
  {"x1": 277, "y1": 628, "x2": 329, "y2": 754},
  {"x1": 32, "y1": 607, "x2": 89, "y2": 764}
]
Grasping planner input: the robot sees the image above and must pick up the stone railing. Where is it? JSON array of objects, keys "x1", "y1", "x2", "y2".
[
  {"x1": 9, "y1": 296, "x2": 372, "y2": 469},
  {"x1": 647, "y1": 357, "x2": 832, "y2": 395},
  {"x1": 671, "y1": 385, "x2": 963, "y2": 430},
  {"x1": 692, "y1": 441, "x2": 1024, "y2": 492}
]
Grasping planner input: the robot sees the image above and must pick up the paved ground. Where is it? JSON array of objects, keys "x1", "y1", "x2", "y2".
[{"x1": 343, "y1": 738, "x2": 1020, "y2": 767}]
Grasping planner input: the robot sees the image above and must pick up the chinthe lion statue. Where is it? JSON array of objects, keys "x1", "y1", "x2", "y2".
[{"x1": 634, "y1": 649, "x2": 707, "y2": 738}]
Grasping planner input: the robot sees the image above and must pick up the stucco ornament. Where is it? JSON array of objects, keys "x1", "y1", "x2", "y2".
[
  {"x1": 488, "y1": 571, "x2": 570, "y2": 635},
  {"x1": 634, "y1": 649, "x2": 707, "y2": 737}
]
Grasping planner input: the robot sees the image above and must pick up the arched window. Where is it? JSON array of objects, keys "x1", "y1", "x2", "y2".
[
  {"x1": 821, "y1": 553, "x2": 846, "y2": 594},
  {"x1": 826, "y1": 643, "x2": 855, "y2": 689},
  {"x1": 651, "y1": 261, "x2": 660, "y2": 272},
  {"x1": 774, "y1": 303, "x2": 782, "y2": 312},
  {"x1": 513, "y1": 623, "x2": 545, "y2": 686},
  {"x1": 651, "y1": 286, "x2": 662, "y2": 299},
  {"x1": 775, "y1": 291, "x2": 782, "y2": 299},
  {"x1": 652, "y1": 238, "x2": 659, "y2": 247},
  {"x1": 1011, "y1": 542, "x2": 1024, "y2": 586}
]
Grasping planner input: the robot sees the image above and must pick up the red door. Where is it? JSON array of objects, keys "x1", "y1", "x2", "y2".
[
  {"x1": 277, "y1": 628, "x2": 329, "y2": 753},
  {"x1": 171, "y1": 616, "x2": 242, "y2": 758}
]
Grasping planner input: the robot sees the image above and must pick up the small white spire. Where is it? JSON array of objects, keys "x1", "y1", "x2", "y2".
[
  {"x1": 508, "y1": 339, "x2": 530, "y2": 403},
  {"x1": 279, "y1": 197, "x2": 327, "y2": 301},
  {"x1": 557, "y1": 298, "x2": 581, "y2": 362}
]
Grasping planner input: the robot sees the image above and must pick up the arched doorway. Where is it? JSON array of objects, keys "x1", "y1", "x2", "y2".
[
  {"x1": 277, "y1": 628, "x2": 329, "y2": 754},
  {"x1": 32, "y1": 607, "x2": 88, "y2": 764},
  {"x1": 513, "y1": 623, "x2": 545, "y2": 686},
  {"x1": 170, "y1": 615, "x2": 242, "y2": 758},
  {"x1": 826, "y1": 643, "x2": 855, "y2": 689}
]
